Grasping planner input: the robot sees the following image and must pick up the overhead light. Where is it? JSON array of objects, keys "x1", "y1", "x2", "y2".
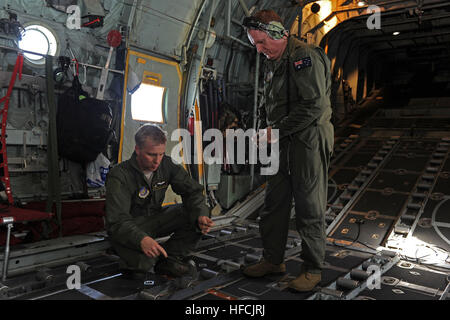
[
  {"x1": 393, "y1": 31, "x2": 401, "y2": 36},
  {"x1": 357, "y1": 1, "x2": 366, "y2": 6}
]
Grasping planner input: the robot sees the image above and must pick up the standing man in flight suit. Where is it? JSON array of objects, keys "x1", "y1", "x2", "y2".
[
  {"x1": 242, "y1": 10, "x2": 334, "y2": 292},
  {"x1": 105, "y1": 124, "x2": 214, "y2": 278}
]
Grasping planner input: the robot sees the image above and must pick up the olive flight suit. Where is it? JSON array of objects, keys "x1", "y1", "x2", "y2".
[
  {"x1": 105, "y1": 153, "x2": 209, "y2": 272},
  {"x1": 259, "y1": 36, "x2": 334, "y2": 274}
]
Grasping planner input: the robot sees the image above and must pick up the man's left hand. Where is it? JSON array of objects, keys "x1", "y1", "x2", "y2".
[{"x1": 198, "y1": 216, "x2": 214, "y2": 234}]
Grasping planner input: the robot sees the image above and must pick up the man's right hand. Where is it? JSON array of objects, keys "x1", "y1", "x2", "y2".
[
  {"x1": 252, "y1": 127, "x2": 277, "y2": 146},
  {"x1": 140, "y1": 236, "x2": 168, "y2": 258}
]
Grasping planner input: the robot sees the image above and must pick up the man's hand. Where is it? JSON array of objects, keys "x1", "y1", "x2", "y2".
[
  {"x1": 198, "y1": 216, "x2": 214, "y2": 234},
  {"x1": 140, "y1": 236, "x2": 168, "y2": 258},
  {"x1": 265, "y1": 126, "x2": 278, "y2": 143},
  {"x1": 253, "y1": 126, "x2": 278, "y2": 145}
]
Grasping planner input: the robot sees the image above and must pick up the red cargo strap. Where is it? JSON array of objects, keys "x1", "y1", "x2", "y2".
[
  {"x1": 0, "y1": 53, "x2": 24, "y2": 204},
  {"x1": 72, "y1": 58, "x2": 79, "y2": 76},
  {"x1": 0, "y1": 207, "x2": 54, "y2": 225}
]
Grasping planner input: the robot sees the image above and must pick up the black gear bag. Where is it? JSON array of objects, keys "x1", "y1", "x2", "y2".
[{"x1": 56, "y1": 76, "x2": 114, "y2": 164}]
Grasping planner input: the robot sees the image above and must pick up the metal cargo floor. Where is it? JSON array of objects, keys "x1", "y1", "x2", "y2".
[{"x1": 1, "y1": 112, "x2": 450, "y2": 301}]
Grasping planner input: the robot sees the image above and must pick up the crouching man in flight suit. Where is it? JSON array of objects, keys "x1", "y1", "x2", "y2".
[
  {"x1": 242, "y1": 10, "x2": 334, "y2": 292},
  {"x1": 105, "y1": 124, "x2": 214, "y2": 278}
]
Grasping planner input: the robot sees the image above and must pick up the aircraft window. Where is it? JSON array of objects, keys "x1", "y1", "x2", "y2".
[
  {"x1": 18, "y1": 24, "x2": 58, "y2": 65},
  {"x1": 130, "y1": 83, "x2": 166, "y2": 123}
]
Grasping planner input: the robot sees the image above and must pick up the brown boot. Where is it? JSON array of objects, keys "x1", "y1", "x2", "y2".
[
  {"x1": 288, "y1": 272, "x2": 321, "y2": 292},
  {"x1": 243, "y1": 259, "x2": 286, "y2": 278}
]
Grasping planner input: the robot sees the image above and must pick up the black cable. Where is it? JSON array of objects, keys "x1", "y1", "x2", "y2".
[{"x1": 332, "y1": 220, "x2": 362, "y2": 248}]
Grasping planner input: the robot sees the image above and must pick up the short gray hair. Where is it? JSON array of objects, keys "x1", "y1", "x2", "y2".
[{"x1": 135, "y1": 124, "x2": 167, "y2": 147}]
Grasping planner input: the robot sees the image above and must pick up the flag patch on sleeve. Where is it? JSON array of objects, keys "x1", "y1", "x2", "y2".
[{"x1": 293, "y1": 57, "x2": 312, "y2": 71}]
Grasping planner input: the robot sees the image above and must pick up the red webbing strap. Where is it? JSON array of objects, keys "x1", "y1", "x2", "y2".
[
  {"x1": 0, "y1": 53, "x2": 24, "y2": 204},
  {"x1": 72, "y1": 58, "x2": 79, "y2": 76},
  {"x1": 0, "y1": 207, "x2": 53, "y2": 224}
]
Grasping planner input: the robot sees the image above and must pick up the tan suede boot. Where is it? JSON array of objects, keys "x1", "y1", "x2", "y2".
[
  {"x1": 243, "y1": 259, "x2": 286, "y2": 278},
  {"x1": 288, "y1": 272, "x2": 321, "y2": 292}
]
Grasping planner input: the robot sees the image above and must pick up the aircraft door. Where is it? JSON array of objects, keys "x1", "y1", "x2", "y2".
[{"x1": 119, "y1": 50, "x2": 182, "y2": 163}]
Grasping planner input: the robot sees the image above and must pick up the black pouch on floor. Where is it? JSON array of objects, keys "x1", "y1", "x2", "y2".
[{"x1": 56, "y1": 76, "x2": 114, "y2": 164}]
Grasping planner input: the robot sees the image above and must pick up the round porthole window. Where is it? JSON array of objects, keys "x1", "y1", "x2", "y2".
[{"x1": 18, "y1": 24, "x2": 59, "y2": 65}]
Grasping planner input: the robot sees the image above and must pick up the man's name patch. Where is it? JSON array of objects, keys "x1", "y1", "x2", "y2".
[
  {"x1": 293, "y1": 57, "x2": 312, "y2": 71},
  {"x1": 153, "y1": 181, "x2": 168, "y2": 190}
]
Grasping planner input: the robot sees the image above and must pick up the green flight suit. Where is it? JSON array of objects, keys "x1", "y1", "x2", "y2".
[
  {"x1": 259, "y1": 36, "x2": 334, "y2": 274},
  {"x1": 105, "y1": 152, "x2": 209, "y2": 272}
]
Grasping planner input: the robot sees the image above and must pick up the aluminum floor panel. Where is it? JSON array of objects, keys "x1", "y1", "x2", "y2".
[
  {"x1": 324, "y1": 249, "x2": 372, "y2": 270},
  {"x1": 359, "y1": 286, "x2": 440, "y2": 300},
  {"x1": 342, "y1": 153, "x2": 375, "y2": 168},
  {"x1": 368, "y1": 171, "x2": 420, "y2": 192},
  {"x1": 330, "y1": 168, "x2": 360, "y2": 185},
  {"x1": 330, "y1": 213, "x2": 393, "y2": 248},
  {"x1": 385, "y1": 263, "x2": 449, "y2": 290},
  {"x1": 442, "y1": 158, "x2": 450, "y2": 172},
  {"x1": 87, "y1": 275, "x2": 160, "y2": 298},
  {"x1": 383, "y1": 155, "x2": 429, "y2": 172},
  {"x1": 352, "y1": 191, "x2": 408, "y2": 217},
  {"x1": 203, "y1": 244, "x2": 254, "y2": 261},
  {"x1": 412, "y1": 198, "x2": 450, "y2": 250},
  {"x1": 432, "y1": 176, "x2": 450, "y2": 195},
  {"x1": 357, "y1": 261, "x2": 448, "y2": 300}
]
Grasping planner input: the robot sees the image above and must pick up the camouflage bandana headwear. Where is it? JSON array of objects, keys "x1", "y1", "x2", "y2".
[{"x1": 243, "y1": 16, "x2": 287, "y2": 40}]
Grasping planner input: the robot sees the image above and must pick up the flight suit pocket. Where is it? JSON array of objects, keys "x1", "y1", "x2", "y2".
[
  {"x1": 131, "y1": 196, "x2": 148, "y2": 217},
  {"x1": 152, "y1": 183, "x2": 168, "y2": 207},
  {"x1": 290, "y1": 126, "x2": 320, "y2": 192},
  {"x1": 293, "y1": 125, "x2": 319, "y2": 150},
  {"x1": 323, "y1": 122, "x2": 334, "y2": 159}
]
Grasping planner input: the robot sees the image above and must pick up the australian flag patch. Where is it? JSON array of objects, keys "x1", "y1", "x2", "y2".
[{"x1": 293, "y1": 57, "x2": 312, "y2": 71}]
